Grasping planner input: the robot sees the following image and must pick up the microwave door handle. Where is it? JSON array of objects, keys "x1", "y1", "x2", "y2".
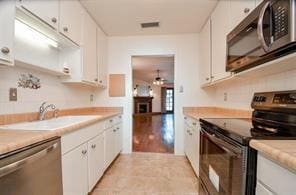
[
  {"x1": 258, "y1": 1, "x2": 271, "y2": 52},
  {"x1": 0, "y1": 143, "x2": 58, "y2": 178}
]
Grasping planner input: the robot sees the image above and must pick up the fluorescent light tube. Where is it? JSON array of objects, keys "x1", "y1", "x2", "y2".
[{"x1": 15, "y1": 19, "x2": 58, "y2": 48}]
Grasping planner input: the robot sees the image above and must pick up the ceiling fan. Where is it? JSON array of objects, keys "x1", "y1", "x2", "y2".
[{"x1": 153, "y1": 69, "x2": 166, "y2": 85}]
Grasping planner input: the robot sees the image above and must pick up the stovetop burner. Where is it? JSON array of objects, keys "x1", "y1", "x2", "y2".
[{"x1": 200, "y1": 90, "x2": 296, "y2": 146}]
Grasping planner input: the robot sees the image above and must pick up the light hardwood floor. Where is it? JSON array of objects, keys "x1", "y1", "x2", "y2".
[{"x1": 90, "y1": 153, "x2": 199, "y2": 195}]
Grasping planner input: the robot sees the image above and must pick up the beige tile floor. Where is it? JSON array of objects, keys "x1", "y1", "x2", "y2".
[{"x1": 90, "y1": 153, "x2": 199, "y2": 195}]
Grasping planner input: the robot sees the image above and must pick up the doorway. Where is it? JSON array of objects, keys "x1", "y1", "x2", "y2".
[{"x1": 132, "y1": 55, "x2": 175, "y2": 153}]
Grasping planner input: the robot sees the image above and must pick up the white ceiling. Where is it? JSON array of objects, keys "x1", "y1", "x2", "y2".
[
  {"x1": 132, "y1": 56, "x2": 174, "y2": 84},
  {"x1": 80, "y1": 0, "x2": 218, "y2": 36}
]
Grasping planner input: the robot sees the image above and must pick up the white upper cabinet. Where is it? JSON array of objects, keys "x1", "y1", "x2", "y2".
[
  {"x1": 18, "y1": 0, "x2": 59, "y2": 29},
  {"x1": 0, "y1": 0, "x2": 15, "y2": 66},
  {"x1": 81, "y1": 11, "x2": 98, "y2": 84},
  {"x1": 230, "y1": 0, "x2": 256, "y2": 30},
  {"x1": 211, "y1": 0, "x2": 232, "y2": 82},
  {"x1": 199, "y1": 19, "x2": 212, "y2": 85},
  {"x1": 59, "y1": 0, "x2": 83, "y2": 45},
  {"x1": 97, "y1": 26, "x2": 108, "y2": 87}
]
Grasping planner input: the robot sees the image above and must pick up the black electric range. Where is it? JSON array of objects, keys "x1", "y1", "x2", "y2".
[{"x1": 199, "y1": 90, "x2": 296, "y2": 195}]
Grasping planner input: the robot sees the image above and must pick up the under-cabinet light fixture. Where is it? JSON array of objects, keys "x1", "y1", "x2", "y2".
[{"x1": 15, "y1": 19, "x2": 58, "y2": 48}]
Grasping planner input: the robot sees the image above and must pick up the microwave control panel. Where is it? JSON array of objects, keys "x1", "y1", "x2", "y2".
[{"x1": 273, "y1": 0, "x2": 289, "y2": 40}]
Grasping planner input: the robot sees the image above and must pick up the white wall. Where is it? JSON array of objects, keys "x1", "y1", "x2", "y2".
[
  {"x1": 0, "y1": 66, "x2": 93, "y2": 115},
  {"x1": 94, "y1": 34, "x2": 215, "y2": 155},
  {"x1": 133, "y1": 78, "x2": 162, "y2": 113},
  {"x1": 209, "y1": 69, "x2": 296, "y2": 109}
]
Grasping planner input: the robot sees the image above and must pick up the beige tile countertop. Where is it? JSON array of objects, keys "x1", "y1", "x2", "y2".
[
  {"x1": 183, "y1": 107, "x2": 252, "y2": 119},
  {"x1": 250, "y1": 139, "x2": 296, "y2": 172},
  {"x1": 0, "y1": 107, "x2": 122, "y2": 156}
]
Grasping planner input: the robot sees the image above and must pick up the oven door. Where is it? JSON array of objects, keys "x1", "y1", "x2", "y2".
[{"x1": 199, "y1": 127, "x2": 247, "y2": 195}]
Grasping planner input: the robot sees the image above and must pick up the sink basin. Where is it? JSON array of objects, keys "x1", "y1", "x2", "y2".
[{"x1": 0, "y1": 115, "x2": 100, "y2": 131}]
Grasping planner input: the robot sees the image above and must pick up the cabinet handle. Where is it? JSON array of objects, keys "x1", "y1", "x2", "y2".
[
  {"x1": 206, "y1": 77, "x2": 210, "y2": 81},
  {"x1": 116, "y1": 127, "x2": 120, "y2": 130},
  {"x1": 244, "y1": 8, "x2": 250, "y2": 14},
  {"x1": 109, "y1": 119, "x2": 113, "y2": 123},
  {"x1": 63, "y1": 27, "x2": 68, "y2": 32},
  {"x1": 189, "y1": 132, "x2": 193, "y2": 136},
  {"x1": 99, "y1": 80, "x2": 102, "y2": 83},
  {"x1": 51, "y1": 17, "x2": 57, "y2": 23},
  {"x1": 211, "y1": 76, "x2": 214, "y2": 79},
  {"x1": 1, "y1": 47, "x2": 10, "y2": 54},
  {"x1": 82, "y1": 150, "x2": 87, "y2": 155},
  {"x1": 94, "y1": 78, "x2": 98, "y2": 82},
  {"x1": 113, "y1": 129, "x2": 116, "y2": 132},
  {"x1": 184, "y1": 117, "x2": 187, "y2": 120},
  {"x1": 91, "y1": 144, "x2": 96, "y2": 149},
  {"x1": 192, "y1": 122, "x2": 197, "y2": 126}
]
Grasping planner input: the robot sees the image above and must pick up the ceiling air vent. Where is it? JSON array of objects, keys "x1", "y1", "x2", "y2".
[{"x1": 141, "y1": 22, "x2": 160, "y2": 28}]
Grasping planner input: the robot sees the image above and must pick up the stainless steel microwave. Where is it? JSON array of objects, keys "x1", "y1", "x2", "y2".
[{"x1": 227, "y1": 0, "x2": 296, "y2": 73}]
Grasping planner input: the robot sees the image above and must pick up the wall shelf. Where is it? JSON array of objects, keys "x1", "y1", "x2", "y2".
[
  {"x1": 15, "y1": 60, "x2": 70, "y2": 77},
  {"x1": 201, "y1": 52, "x2": 296, "y2": 89},
  {"x1": 62, "y1": 80, "x2": 106, "y2": 89}
]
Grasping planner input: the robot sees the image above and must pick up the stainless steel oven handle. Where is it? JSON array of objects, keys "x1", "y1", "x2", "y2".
[
  {"x1": 257, "y1": 1, "x2": 271, "y2": 52},
  {"x1": 0, "y1": 143, "x2": 58, "y2": 178},
  {"x1": 202, "y1": 129, "x2": 242, "y2": 156}
]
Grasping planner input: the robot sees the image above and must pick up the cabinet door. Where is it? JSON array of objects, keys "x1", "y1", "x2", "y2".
[
  {"x1": 199, "y1": 19, "x2": 212, "y2": 85},
  {"x1": 18, "y1": 0, "x2": 59, "y2": 29},
  {"x1": 115, "y1": 124, "x2": 123, "y2": 155},
  {"x1": 82, "y1": 12, "x2": 98, "y2": 84},
  {"x1": 256, "y1": 181, "x2": 275, "y2": 195},
  {"x1": 59, "y1": 0, "x2": 83, "y2": 45},
  {"x1": 97, "y1": 26, "x2": 108, "y2": 87},
  {"x1": 88, "y1": 133, "x2": 105, "y2": 191},
  {"x1": 184, "y1": 124, "x2": 190, "y2": 157},
  {"x1": 62, "y1": 143, "x2": 88, "y2": 195},
  {"x1": 230, "y1": 0, "x2": 256, "y2": 30},
  {"x1": 191, "y1": 124, "x2": 200, "y2": 176},
  {"x1": 211, "y1": 0, "x2": 232, "y2": 82},
  {"x1": 0, "y1": 0, "x2": 15, "y2": 66},
  {"x1": 104, "y1": 128, "x2": 115, "y2": 168}
]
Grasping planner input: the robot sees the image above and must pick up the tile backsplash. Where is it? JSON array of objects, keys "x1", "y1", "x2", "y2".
[
  {"x1": 0, "y1": 66, "x2": 93, "y2": 115},
  {"x1": 213, "y1": 69, "x2": 296, "y2": 110}
]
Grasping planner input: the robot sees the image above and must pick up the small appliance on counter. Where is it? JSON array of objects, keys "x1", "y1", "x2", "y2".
[
  {"x1": 0, "y1": 137, "x2": 63, "y2": 195},
  {"x1": 199, "y1": 90, "x2": 296, "y2": 195},
  {"x1": 227, "y1": 0, "x2": 296, "y2": 72}
]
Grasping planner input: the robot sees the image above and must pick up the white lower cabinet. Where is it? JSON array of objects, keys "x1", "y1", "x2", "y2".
[
  {"x1": 184, "y1": 116, "x2": 199, "y2": 176},
  {"x1": 62, "y1": 143, "x2": 88, "y2": 195},
  {"x1": 256, "y1": 153, "x2": 296, "y2": 195},
  {"x1": 88, "y1": 133, "x2": 105, "y2": 191},
  {"x1": 62, "y1": 115, "x2": 123, "y2": 195},
  {"x1": 104, "y1": 127, "x2": 115, "y2": 168}
]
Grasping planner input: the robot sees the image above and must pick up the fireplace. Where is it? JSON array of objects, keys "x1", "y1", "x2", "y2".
[
  {"x1": 134, "y1": 97, "x2": 153, "y2": 114},
  {"x1": 138, "y1": 103, "x2": 149, "y2": 113}
]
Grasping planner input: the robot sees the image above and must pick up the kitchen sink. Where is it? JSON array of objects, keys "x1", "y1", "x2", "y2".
[{"x1": 0, "y1": 115, "x2": 100, "y2": 131}]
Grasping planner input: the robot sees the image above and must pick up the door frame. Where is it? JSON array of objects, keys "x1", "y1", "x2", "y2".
[{"x1": 131, "y1": 54, "x2": 175, "y2": 153}]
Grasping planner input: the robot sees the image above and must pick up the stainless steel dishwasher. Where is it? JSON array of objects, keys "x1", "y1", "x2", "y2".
[{"x1": 0, "y1": 137, "x2": 63, "y2": 195}]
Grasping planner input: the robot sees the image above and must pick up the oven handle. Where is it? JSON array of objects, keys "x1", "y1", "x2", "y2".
[
  {"x1": 201, "y1": 129, "x2": 242, "y2": 156},
  {"x1": 257, "y1": 1, "x2": 271, "y2": 52},
  {"x1": 0, "y1": 143, "x2": 58, "y2": 178}
]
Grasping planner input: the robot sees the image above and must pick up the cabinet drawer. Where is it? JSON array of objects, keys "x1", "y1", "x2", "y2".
[
  {"x1": 257, "y1": 154, "x2": 296, "y2": 194},
  {"x1": 256, "y1": 181, "x2": 275, "y2": 195},
  {"x1": 104, "y1": 115, "x2": 122, "y2": 129},
  {"x1": 61, "y1": 122, "x2": 104, "y2": 155}
]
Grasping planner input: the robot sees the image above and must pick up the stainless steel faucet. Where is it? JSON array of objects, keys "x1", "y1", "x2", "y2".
[{"x1": 39, "y1": 102, "x2": 56, "y2": 120}]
